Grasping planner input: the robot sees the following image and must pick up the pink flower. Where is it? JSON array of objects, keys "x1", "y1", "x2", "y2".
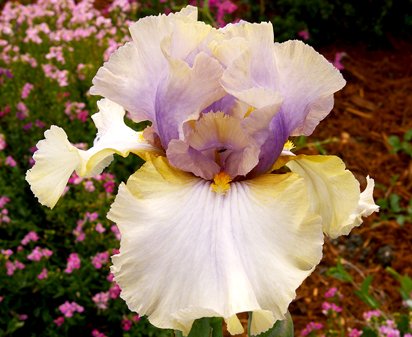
[
  {"x1": 111, "y1": 225, "x2": 121, "y2": 240},
  {"x1": 109, "y1": 283, "x2": 121, "y2": 299},
  {"x1": 301, "y1": 322, "x2": 323, "y2": 336},
  {"x1": 65, "y1": 253, "x2": 81, "y2": 273},
  {"x1": 1, "y1": 249, "x2": 13, "y2": 257},
  {"x1": 92, "y1": 291, "x2": 110, "y2": 310},
  {"x1": 84, "y1": 181, "x2": 95, "y2": 192},
  {"x1": 333, "y1": 52, "x2": 346, "y2": 71},
  {"x1": 0, "y1": 196, "x2": 10, "y2": 208},
  {"x1": 38, "y1": 268, "x2": 48, "y2": 280},
  {"x1": 298, "y1": 30, "x2": 310, "y2": 41},
  {"x1": 91, "y1": 251, "x2": 109, "y2": 269},
  {"x1": 27, "y1": 246, "x2": 53, "y2": 261},
  {"x1": 103, "y1": 180, "x2": 115, "y2": 194},
  {"x1": 348, "y1": 328, "x2": 362, "y2": 337},
  {"x1": 95, "y1": 223, "x2": 106, "y2": 233},
  {"x1": 324, "y1": 287, "x2": 338, "y2": 298},
  {"x1": 5, "y1": 260, "x2": 25, "y2": 276},
  {"x1": 132, "y1": 314, "x2": 140, "y2": 322},
  {"x1": 5, "y1": 156, "x2": 16, "y2": 167},
  {"x1": 121, "y1": 318, "x2": 133, "y2": 331},
  {"x1": 54, "y1": 316, "x2": 65, "y2": 326},
  {"x1": 91, "y1": 329, "x2": 107, "y2": 337},
  {"x1": 21, "y1": 231, "x2": 39, "y2": 245},
  {"x1": 0, "y1": 134, "x2": 6, "y2": 150},
  {"x1": 86, "y1": 211, "x2": 99, "y2": 222},
  {"x1": 16, "y1": 102, "x2": 29, "y2": 120},
  {"x1": 321, "y1": 301, "x2": 342, "y2": 315},
  {"x1": 363, "y1": 310, "x2": 381, "y2": 321},
  {"x1": 59, "y1": 301, "x2": 84, "y2": 318},
  {"x1": 18, "y1": 314, "x2": 28, "y2": 320},
  {"x1": 21, "y1": 82, "x2": 34, "y2": 99}
]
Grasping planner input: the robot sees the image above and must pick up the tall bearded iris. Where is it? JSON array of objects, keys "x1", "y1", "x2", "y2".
[{"x1": 26, "y1": 6, "x2": 378, "y2": 336}]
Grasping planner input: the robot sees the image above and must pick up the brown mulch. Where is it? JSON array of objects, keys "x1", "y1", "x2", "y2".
[{"x1": 289, "y1": 38, "x2": 412, "y2": 334}]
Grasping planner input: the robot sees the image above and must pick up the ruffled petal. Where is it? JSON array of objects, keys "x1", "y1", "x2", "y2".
[
  {"x1": 155, "y1": 52, "x2": 225, "y2": 147},
  {"x1": 25, "y1": 99, "x2": 160, "y2": 208},
  {"x1": 272, "y1": 40, "x2": 346, "y2": 136},
  {"x1": 26, "y1": 126, "x2": 81, "y2": 208},
  {"x1": 221, "y1": 36, "x2": 346, "y2": 137},
  {"x1": 286, "y1": 155, "x2": 378, "y2": 238},
  {"x1": 90, "y1": 6, "x2": 221, "y2": 132},
  {"x1": 109, "y1": 156, "x2": 323, "y2": 334}
]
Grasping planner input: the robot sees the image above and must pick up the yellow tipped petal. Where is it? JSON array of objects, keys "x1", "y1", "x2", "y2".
[
  {"x1": 250, "y1": 311, "x2": 275, "y2": 336},
  {"x1": 225, "y1": 315, "x2": 244, "y2": 335},
  {"x1": 25, "y1": 126, "x2": 81, "y2": 208},
  {"x1": 286, "y1": 155, "x2": 378, "y2": 238}
]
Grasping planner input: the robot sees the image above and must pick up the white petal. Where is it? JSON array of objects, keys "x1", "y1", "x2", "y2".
[
  {"x1": 286, "y1": 155, "x2": 378, "y2": 238},
  {"x1": 342, "y1": 176, "x2": 379, "y2": 236},
  {"x1": 225, "y1": 315, "x2": 244, "y2": 335},
  {"x1": 273, "y1": 40, "x2": 346, "y2": 136},
  {"x1": 26, "y1": 99, "x2": 160, "y2": 208},
  {"x1": 109, "y1": 157, "x2": 323, "y2": 334},
  {"x1": 26, "y1": 126, "x2": 81, "y2": 208}
]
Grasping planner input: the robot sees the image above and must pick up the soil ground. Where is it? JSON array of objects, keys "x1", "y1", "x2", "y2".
[{"x1": 288, "y1": 38, "x2": 412, "y2": 335}]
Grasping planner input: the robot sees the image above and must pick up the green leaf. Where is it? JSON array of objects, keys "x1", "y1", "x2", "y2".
[
  {"x1": 387, "y1": 135, "x2": 401, "y2": 152},
  {"x1": 354, "y1": 275, "x2": 380, "y2": 308},
  {"x1": 249, "y1": 312, "x2": 294, "y2": 337},
  {"x1": 389, "y1": 194, "x2": 402, "y2": 213},
  {"x1": 175, "y1": 317, "x2": 222, "y2": 337},
  {"x1": 326, "y1": 259, "x2": 353, "y2": 283},
  {"x1": 404, "y1": 129, "x2": 412, "y2": 141}
]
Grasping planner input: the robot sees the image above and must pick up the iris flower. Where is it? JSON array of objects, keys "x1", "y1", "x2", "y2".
[{"x1": 26, "y1": 6, "x2": 378, "y2": 336}]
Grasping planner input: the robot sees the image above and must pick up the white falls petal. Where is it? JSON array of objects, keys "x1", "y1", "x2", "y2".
[
  {"x1": 286, "y1": 155, "x2": 378, "y2": 238},
  {"x1": 26, "y1": 99, "x2": 161, "y2": 208},
  {"x1": 109, "y1": 157, "x2": 323, "y2": 335}
]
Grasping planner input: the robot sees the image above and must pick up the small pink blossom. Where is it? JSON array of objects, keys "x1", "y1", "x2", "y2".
[
  {"x1": 111, "y1": 225, "x2": 121, "y2": 240},
  {"x1": 84, "y1": 181, "x2": 95, "y2": 192},
  {"x1": 95, "y1": 223, "x2": 106, "y2": 233},
  {"x1": 21, "y1": 82, "x2": 34, "y2": 99},
  {"x1": 86, "y1": 211, "x2": 99, "y2": 222},
  {"x1": 5, "y1": 156, "x2": 16, "y2": 167},
  {"x1": 324, "y1": 287, "x2": 338, "y2": 298},
  {"x1": 27, "y1": 246, "x2": 53, "y2": 261},
  {"x1": 91, "y1": 251, "x2": 109, "y2": 269},
  {"x1": 21, "y1": 231, "x2": 39, "y2": 245},
  {"x1": 18, "y1": 314, "x2": 28, "y2": 320},
  {"x1": 301, "y1": 322, "x2": 323, "y2": 336},
  {"x1": 363, "y1": 310, "x2": 381, "y2": 321},
  {"x1": 1, "y1": 249, "x2": 13, "y2": 257},
  {"x1": 0, "y1": 196, "x2": 10, "y2": 208},
  {"x1": 298, "y1": 30, "x2": 310, "y2": 41},
  {"x1": 109, "y1": 283, "x2": 121, "y2": 299},
  {"x1": 59, "y1": 301, "x2": 84, "y2": 318},
  {"x1": 54, "y1": 316, "x2": 65, "y2": 326},
  {"x1": 5, "y1": 260, "x2": 25, "y2": 276},
  {"x1": 321, "y1": 301, "x2": 342, "y2": 315},
  {"x1": 132, "y1": 314, "x2": 140, "y2": 322},
  {"x1": 121, "y1": 318, "x2": 133, "y2": 331},
  {"x1": 38, "y1": 268, "x2": 48, "y2": 280},
  {"x1": 65, "y1": 253, "x2": 81, "y2": 273},
  {"x1": 16, "y1": 102, "x2": 29, "y2": 120},
  {"x1": 333, "y1": 52, "x2": 346, "y2": 71},
  {"x1": 91, "y1": 329, "x2": 107, "y2": 337},
  {"x1": 348, "y1": 328, "x2": 362, "y2": 337},
  {"x1": 92, "y1": 291, "x2": 110, "y2": 310},
  {"x1": 0, "y1": 134, "x2": 6, "y2": 150},
  {"x1": 103, "y1": 180, "x2": 115, "y2": 194}
]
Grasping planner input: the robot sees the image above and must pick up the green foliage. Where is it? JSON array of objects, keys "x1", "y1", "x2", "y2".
[
  {"x1": 326, "y1": 259, "x2": 353, "y2": 283},
  {"x1": 245, "y1": 0, "x2": 412, "y2": 44},
  {"x1": 249, "y1": 312, "x2": 293, "y2": 337},
  {"x1": 376, "y1": 193, "x2": 412, "y2": 225},
  {"x1": 354, "y1": 276, "x2": 381, "y2": 309},
  {"x1": 388, "y1": 130, "x2": 412, "y2": 157}
]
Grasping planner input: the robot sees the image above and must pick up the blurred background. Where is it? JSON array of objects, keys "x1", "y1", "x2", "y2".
[{"x1": 0, "y1": 0, "x2": 411, "y2": 336}]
